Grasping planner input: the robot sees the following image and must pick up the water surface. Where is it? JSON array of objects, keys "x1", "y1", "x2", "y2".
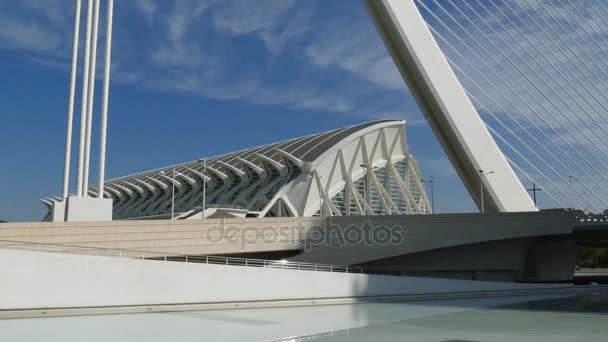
[{"x1": 2, "y1": 293, "x2": 607, "y2": 341}]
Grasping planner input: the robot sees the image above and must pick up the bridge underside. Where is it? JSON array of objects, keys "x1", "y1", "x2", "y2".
[
  {"x1": 573, "y1": 223, "x2": 608, "y2": 248},
  {"x1": 355, "y1": 237, "x2": 577, "y2": 283},
  {"x1": 0, "y1": 212, "x2": 596, "y2": 283},
  {"x1": 287, "y1": 212, "x2": 579, "y2": 283}
]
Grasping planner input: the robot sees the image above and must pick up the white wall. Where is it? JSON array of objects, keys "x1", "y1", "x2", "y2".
[{"x1": 0, "y1": 249, "x2": 566, "y2": 310}]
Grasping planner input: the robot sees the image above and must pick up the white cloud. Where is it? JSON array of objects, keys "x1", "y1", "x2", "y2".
[
  {"x1": 133, "y1": 0, "x2": 157, "y2": 23},
  {"x1": 115, "y1": 0, "x2": 417, "y2": 121},
  {"x1": 0, "y1": 16, "x2": 61, "y2": 52},
  {"x1": 2, "y1": 0, "x2": 421, "y2": 128},
  {"x1": 211, "y1": 0, "x2": 296, "y2": 35},
  {"x1": 15, "y1": 0, "x2": 70, "y2": 28},
  {"x1": 210, "y1": 0, "x2": 312, "y2": 56},
  {"x1": 304, "y1": 18, "x2": 404, "y2": 91}
]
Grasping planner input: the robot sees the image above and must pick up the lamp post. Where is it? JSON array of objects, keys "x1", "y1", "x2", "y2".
[
  {"x1": 160, "y1": 168, "x2": 186, "y2": 220},
  {"x1": 198, "y1": 158, "x2": 207, "y2": 219},
  {"x1": 160, "y1": 169, "x2": 176, "y2": 220},
  {"x1": 568, "y1": 175, "x2": 576, "y2": 210},
  {"x1": 420, "y1": 176, "x2": 435, "y2": 213},
  {"x1": 478, "y1": 170, "x2": 494, "y2": 214}
]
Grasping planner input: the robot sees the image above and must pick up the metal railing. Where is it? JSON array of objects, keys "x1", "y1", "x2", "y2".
[
  {"x1": 0, "y1": 239, "x2": 364, "y2": 274},
  {"x1": 573, "y1": 214, "x2": 608, "y2": 224}
]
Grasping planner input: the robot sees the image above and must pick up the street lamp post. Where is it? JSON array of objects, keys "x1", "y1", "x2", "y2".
[
  {"x1": 198, "y1": 158, "x2": 207, "y2": 219},
  {"x1": 160, "y1": 169, "x2": 176, "y2": 220},
  {"x1": 568, "y1": 175, "x2": 576, "y2": 210},
  {"x1": 160, "y1": 168, "x2": 187, "y2": 220},
  {"x1": 172, "y1": 168, "x2": 176, "y2": 220},
  {"x1": 478, "y1": 170, "x2": 494, "y2": 214},
  {"x1": 420, "y1": 176, "x2": 435, "y2": 213},
  {"x1": 582, "y1": 192, "x2": 589, "y2": 213}
]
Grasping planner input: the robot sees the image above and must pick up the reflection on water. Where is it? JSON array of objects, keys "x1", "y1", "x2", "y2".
[
  {"x1": 1, "y1": 293, "x2": 607, "y2": 342},
  {"x1": 307, "y1": 293, "x2": 608, "y2": 342}
]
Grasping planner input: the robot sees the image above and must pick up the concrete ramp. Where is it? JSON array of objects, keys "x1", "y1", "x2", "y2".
[{"x1": 2, "y1": 249, "x2": 602, "y2": 318}]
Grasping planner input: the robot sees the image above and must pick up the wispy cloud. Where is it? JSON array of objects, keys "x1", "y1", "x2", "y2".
[
  {"x1": 132, "y1": 0, "x2": 157, "y2": 23},
  {"x1": 1, "y1": 0, "x2": 422, "y2": 124},
  {"x1": 304, "y1": 19, "x2": 403, "y2": 91},
  {"x1": 0, "y1": 16, "x2": 61, "y2": 52},
  {"x1": 211, "y1": 0, "x2": 309, "y2": 55},
  {"x1": 0, "y1": 0, "x2": 71, "y2": 53}
]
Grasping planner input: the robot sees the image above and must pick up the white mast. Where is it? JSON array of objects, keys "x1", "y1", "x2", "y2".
[
  {"x1": 83, "y1": 0, "x2": 101, "y2": 196},
  {"x1": 61, "y1": 0, "x2": 82, "y2": 200},
  {"x1": 76, "y1": 0, "x2": 94, "y2": 197},
  {"x1": 98, "y1": 0, "x2": 114, "y2": 198}
]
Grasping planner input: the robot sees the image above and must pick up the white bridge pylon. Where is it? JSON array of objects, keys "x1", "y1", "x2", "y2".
[
  {"x1": 50, "y1": 0, "x2": 115, "y2": 222},
  {"x1": 364, "y1": 0, "x2": 537, "y2": 213}
]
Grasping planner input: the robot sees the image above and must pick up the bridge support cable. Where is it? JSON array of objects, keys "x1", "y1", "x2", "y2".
[
  {"x1": 533, "y1": 0, "x2": 608, "y2": 130},
  {"x1": 421, "y1": 0, "x2": 608, "y2": 170},
  {"x1": 491, "y1": 129, "x2": 578, "y2": 210},
  {"x1": 469, "y1": 90, "x2": 598, "y2": 210},
  {"x1": 483, "y1": 0, "x2": 608, "y2": 150},
  {"x1": 503, "y1": 155, "x2": 566, "y2": 210},
  {"x1": 469, "y1": 90, "x2": 601, "y2": 211},
  {"x1": 419, "y1": 19, "x2": 608, "y2": 212},
  {"x1": 588, "y1": 0, "x2": 608, "y2": 56},
  {"x1": 426, "y1": 24, "x2": 608, "y2": 210},
  {"x1": 479, "y1": 103, "x2": 594, "y2": 211},
  {"x1": 417, "y1": 0, "x2": 608, "y2": 181},
  {"x1": 563, "y1": 0, "x2": 608, "y2": 107},
  {"x1": 414, "y1": 0, "x2": 608, "y2": 211}
]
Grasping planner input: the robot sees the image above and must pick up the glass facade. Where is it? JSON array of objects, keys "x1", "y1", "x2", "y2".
[{"x1": 327, "y1": 159, "x2": 429, "y2": 216}]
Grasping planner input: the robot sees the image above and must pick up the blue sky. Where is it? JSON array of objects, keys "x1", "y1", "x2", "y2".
[
  {"x1": 418, "y1": 0, "x2": 608, "y2": 212},
  {"x1": 0, "y1": 0, "x2": 476, "y2": 222}
]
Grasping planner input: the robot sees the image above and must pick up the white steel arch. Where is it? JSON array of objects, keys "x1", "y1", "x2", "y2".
[{"x1": 364, "y1": 0, "x2": 536, "y2": 213}]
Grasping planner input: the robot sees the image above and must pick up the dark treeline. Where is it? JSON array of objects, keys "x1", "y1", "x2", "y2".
[{"x1": 577, "y1": 248, "x2": 608, "y2": 268}]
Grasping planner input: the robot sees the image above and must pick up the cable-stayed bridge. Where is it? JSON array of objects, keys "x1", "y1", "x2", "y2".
[{"x1": 366, "y1": 0, "x2": 608, "y2": 213}]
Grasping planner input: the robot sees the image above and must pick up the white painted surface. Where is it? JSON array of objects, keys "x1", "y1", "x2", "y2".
[
  {"x1": 61, "y1": 0, "x2": 82, "y2": 201},
  {"x1": 65, "y1": 197, "x2": 112, "y2": 222},
  {"x1": 97, "y1": 0, "x2": 114, "y2": 199},
  {"x1": 82, "y1": 0, "x2": 101, "y2": 194},
  {"x1": 50, "y1": 201, "x2": 66, "y2": 222},
  {"x1": 0, "y1": 249, "x2": 565, "y2": 310},
  {"x1": 364, "y1": 0, "x2": 536, "y2": 212},
  {"x1": 76, "y1": 0, "x2": 94, "y2": 197}
]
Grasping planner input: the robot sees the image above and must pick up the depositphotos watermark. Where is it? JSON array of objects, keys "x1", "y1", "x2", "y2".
[{"x1": 204, "y1": 218, "x2": 405, "y2": 251}]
